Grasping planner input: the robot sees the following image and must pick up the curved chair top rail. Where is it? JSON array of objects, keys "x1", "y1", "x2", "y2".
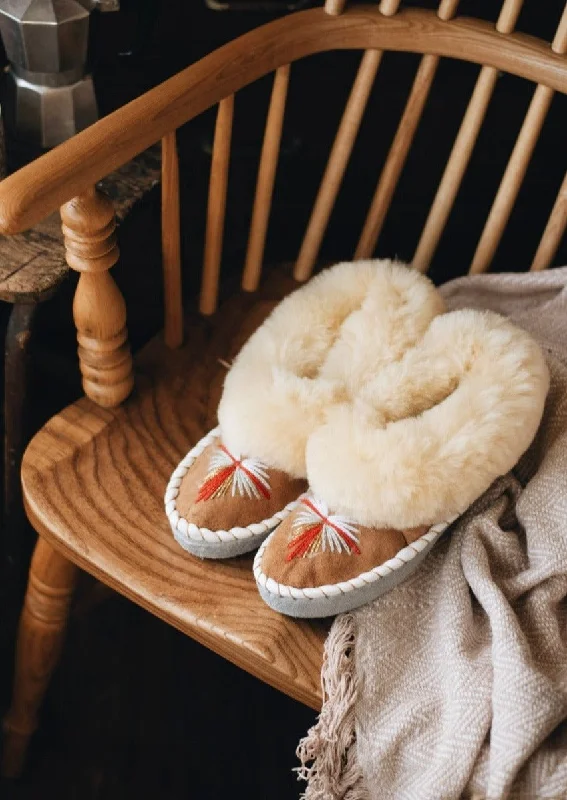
[{"x1": 0, "y1": 5, "x2": 566, "y2": 236}]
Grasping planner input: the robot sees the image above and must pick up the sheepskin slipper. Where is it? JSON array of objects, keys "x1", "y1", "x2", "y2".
[
  {"x1": 254, "y1": 497, "x2": 457, "y2": 618},
  {"x1": 255, "y1": 309, "x2": 549, "y2": 617},
  {"x1": 165, "y1": 427, "x2": 307, "y2": 559},
  {"x1": 165, "y1": 259, "x2": 445, "y2": 559}
]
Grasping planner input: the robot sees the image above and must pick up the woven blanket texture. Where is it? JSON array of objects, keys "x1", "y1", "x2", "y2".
[{"x1": 298, "y1": 266, "x2": 567, "y2": 800}]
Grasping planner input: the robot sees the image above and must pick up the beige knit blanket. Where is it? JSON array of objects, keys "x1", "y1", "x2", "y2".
[{"x1": 298, "y1": 267, "x2": 567, "y2": 800}]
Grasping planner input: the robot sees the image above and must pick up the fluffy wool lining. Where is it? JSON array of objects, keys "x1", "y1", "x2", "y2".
[
  {"x1": 306, "y1": 308, "x2": 550, "y2": 528},
  {"x1": 218, "y1": 260, "x2": 445, "y2": 478}
]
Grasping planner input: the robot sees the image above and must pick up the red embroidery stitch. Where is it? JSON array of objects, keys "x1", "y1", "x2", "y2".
[
  {"x1": 286, "y1": 497, "x2": 360, "y2": 561},
  {"x1": 197, "y1": 445, "x2": 271, "y2": 502}
]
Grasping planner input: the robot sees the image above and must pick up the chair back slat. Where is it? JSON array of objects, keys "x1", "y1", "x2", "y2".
[
  {"x1": 293, "y1": 47, "x2": 385, "y2": 281},
  {"x1": 200, "y1": 95, "x2": 234, "y2": 315},
  {"x1": 354, "y1": 0, "x2": 460, "y2": 260},
  {"x1": 496, "y1": 0, "x2": 526, "y2": 32},
  {"x1": 469, "y1": 3, "x2": 567, "y2": 274},
  {"x1": 531, "y1": 170, "x2": 567, "y2": 270},
  {"x1": 469, "y1": 84, "x2": 554, "y2": 274},
  {"x1": 437, "y1": 0, "x2": 460, "y2": 18},
  {"x1": 161, "y1": 132, "x2": 183, "y2": 348},
  {"x1": 325, "y1": 0, "x2": 347, "y2": 14},
  {"x1": 293, "y1": 0, "x2": 403, "y2": 282},
  {"x1": 242, "y1": 65, "x2": 291, "y2": 293},
  {"x1": 412, "y1": 0, "x2": 524, "y2": 272},
  {"x1": 355, "y1": 54, "x2": 441, "y2": 260},
  {"x1": 553, "y1": 2, "x2": 567, "y2": 53},
  {"x1": 379, "y1": 0, "x2": 401, "y2": 14}
]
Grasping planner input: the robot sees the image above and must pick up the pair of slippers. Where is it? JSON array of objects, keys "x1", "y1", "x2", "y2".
[{"x1": 165, "y1": 260, "x2": 549, "y2": 618}]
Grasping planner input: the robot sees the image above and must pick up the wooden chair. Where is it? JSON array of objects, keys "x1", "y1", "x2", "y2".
[{"x1": 2, "y1": 0, "x2": 567, "y2": 779}]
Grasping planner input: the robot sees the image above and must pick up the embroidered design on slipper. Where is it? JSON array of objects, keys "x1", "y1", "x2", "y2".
[
  {"x1": 196, "y1": 445, "x2": 271, "y2": 502},
  {"x1": 287, "y1": 497, "x2": 360, "y2": 561}
]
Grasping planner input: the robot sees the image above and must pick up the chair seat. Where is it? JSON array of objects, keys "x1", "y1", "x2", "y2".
[
  {"x1": 0, "y1": 147, "x2": 161, "y2": 303},
  {"x1": 21, "y1": 267, "x2": 326, "y2": 710}
]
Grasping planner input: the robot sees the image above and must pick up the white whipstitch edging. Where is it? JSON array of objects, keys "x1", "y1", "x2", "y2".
[
  {"x1": 165, "y1": 426, "x2": 299, "y2": 545},
  {"x1": 252, "y1": 515, "x2": 458, "y2": 601}
]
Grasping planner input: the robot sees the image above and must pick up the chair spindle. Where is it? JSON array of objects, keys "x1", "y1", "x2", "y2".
[
  {"x1": 412, "y1": 0, "x2": 524, "y2": 272},
  {"x1": 469, "y1": 3, "x2": 567, "y2": 274},
  {"x1": 531, "y1": 169, "x2": 567, "y2": 270},
  {"x1": 161, "y1": 132, "x2": 183, "y2": 347},
  {"x1": 61, "y1": 187, "x2": 134, "y2": 408},
  {"x1": 552, "y1": 1, "x2": 567, "y2": 53},
  {"x1": 242, "y1": 65, "x2": 291, "y2": 292},
  {"x1": 294, "y1": 0, "x2": 402, "y2": 282},
  {"x1": 324, "y1": 0, "x2": 347, "y2": 14},
  {"x1": 200, "y1": 95, "x2": 234, "y2": 315},
  {"x1": 355, "y1": 0, "x2": 460, "y2": 260},
  {"x1": 529, "y1": 5, "x2": 567, "y2": 271},
  {"x1": 379, "y1": 0, "x2": 401, "y2": 13}
]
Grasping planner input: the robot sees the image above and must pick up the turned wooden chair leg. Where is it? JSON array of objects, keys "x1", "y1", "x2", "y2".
[{"x1": 2, "y1": 537, "x2": 78, "y2": 779}]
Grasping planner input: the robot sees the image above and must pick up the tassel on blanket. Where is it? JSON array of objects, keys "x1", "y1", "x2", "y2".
[{"x1": 296, "y1": 614, "x2": 368, "y2": 800}]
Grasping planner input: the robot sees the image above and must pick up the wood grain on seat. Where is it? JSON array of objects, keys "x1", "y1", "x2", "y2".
[{"x1": 21, "y1": 269, "x2": 326, "y2": 710}]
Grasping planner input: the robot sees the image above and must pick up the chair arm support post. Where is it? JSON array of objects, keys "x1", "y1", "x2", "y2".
[{"x1": 61, "y1": 188, "x2": 134, "y2": 408}]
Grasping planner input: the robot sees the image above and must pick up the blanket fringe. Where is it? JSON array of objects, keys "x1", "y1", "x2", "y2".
[{"x1": 296, "y1": 614, "x2": 368, "y2": 800}]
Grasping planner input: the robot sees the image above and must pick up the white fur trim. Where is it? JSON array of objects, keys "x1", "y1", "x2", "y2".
[
  {"x1": 253, "y1": 516, "x2": 456, "y2": 600},
  {"x1": 164, "y1": 427, "x2": 300, "y2": 545},
  {"x1": 218, "y1": 260, "x2": 444, "y2": 477},
  {"x1": 306, "y1": 309, "x2": 550, "y2": 529}
]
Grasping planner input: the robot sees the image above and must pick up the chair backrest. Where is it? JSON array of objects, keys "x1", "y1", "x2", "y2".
[
  {"x1": 185, "y1": 0, "x2": 567, "y2": 325},
  {"x1": 0, "y1": 1, "x2": 565, "y2": 366}
]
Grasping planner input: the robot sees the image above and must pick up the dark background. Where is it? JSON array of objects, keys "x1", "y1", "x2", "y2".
[{"x1": 1, "y1": 1, "x2": 567, "y2": 797}]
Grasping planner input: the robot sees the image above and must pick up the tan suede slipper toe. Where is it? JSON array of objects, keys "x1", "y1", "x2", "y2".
[
  {"x1": 165, "y1": 427, "x2": 307, "y2": 559},
  {"x1": 253, "y1": 496, "x2": 455, "y2": 617}
]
